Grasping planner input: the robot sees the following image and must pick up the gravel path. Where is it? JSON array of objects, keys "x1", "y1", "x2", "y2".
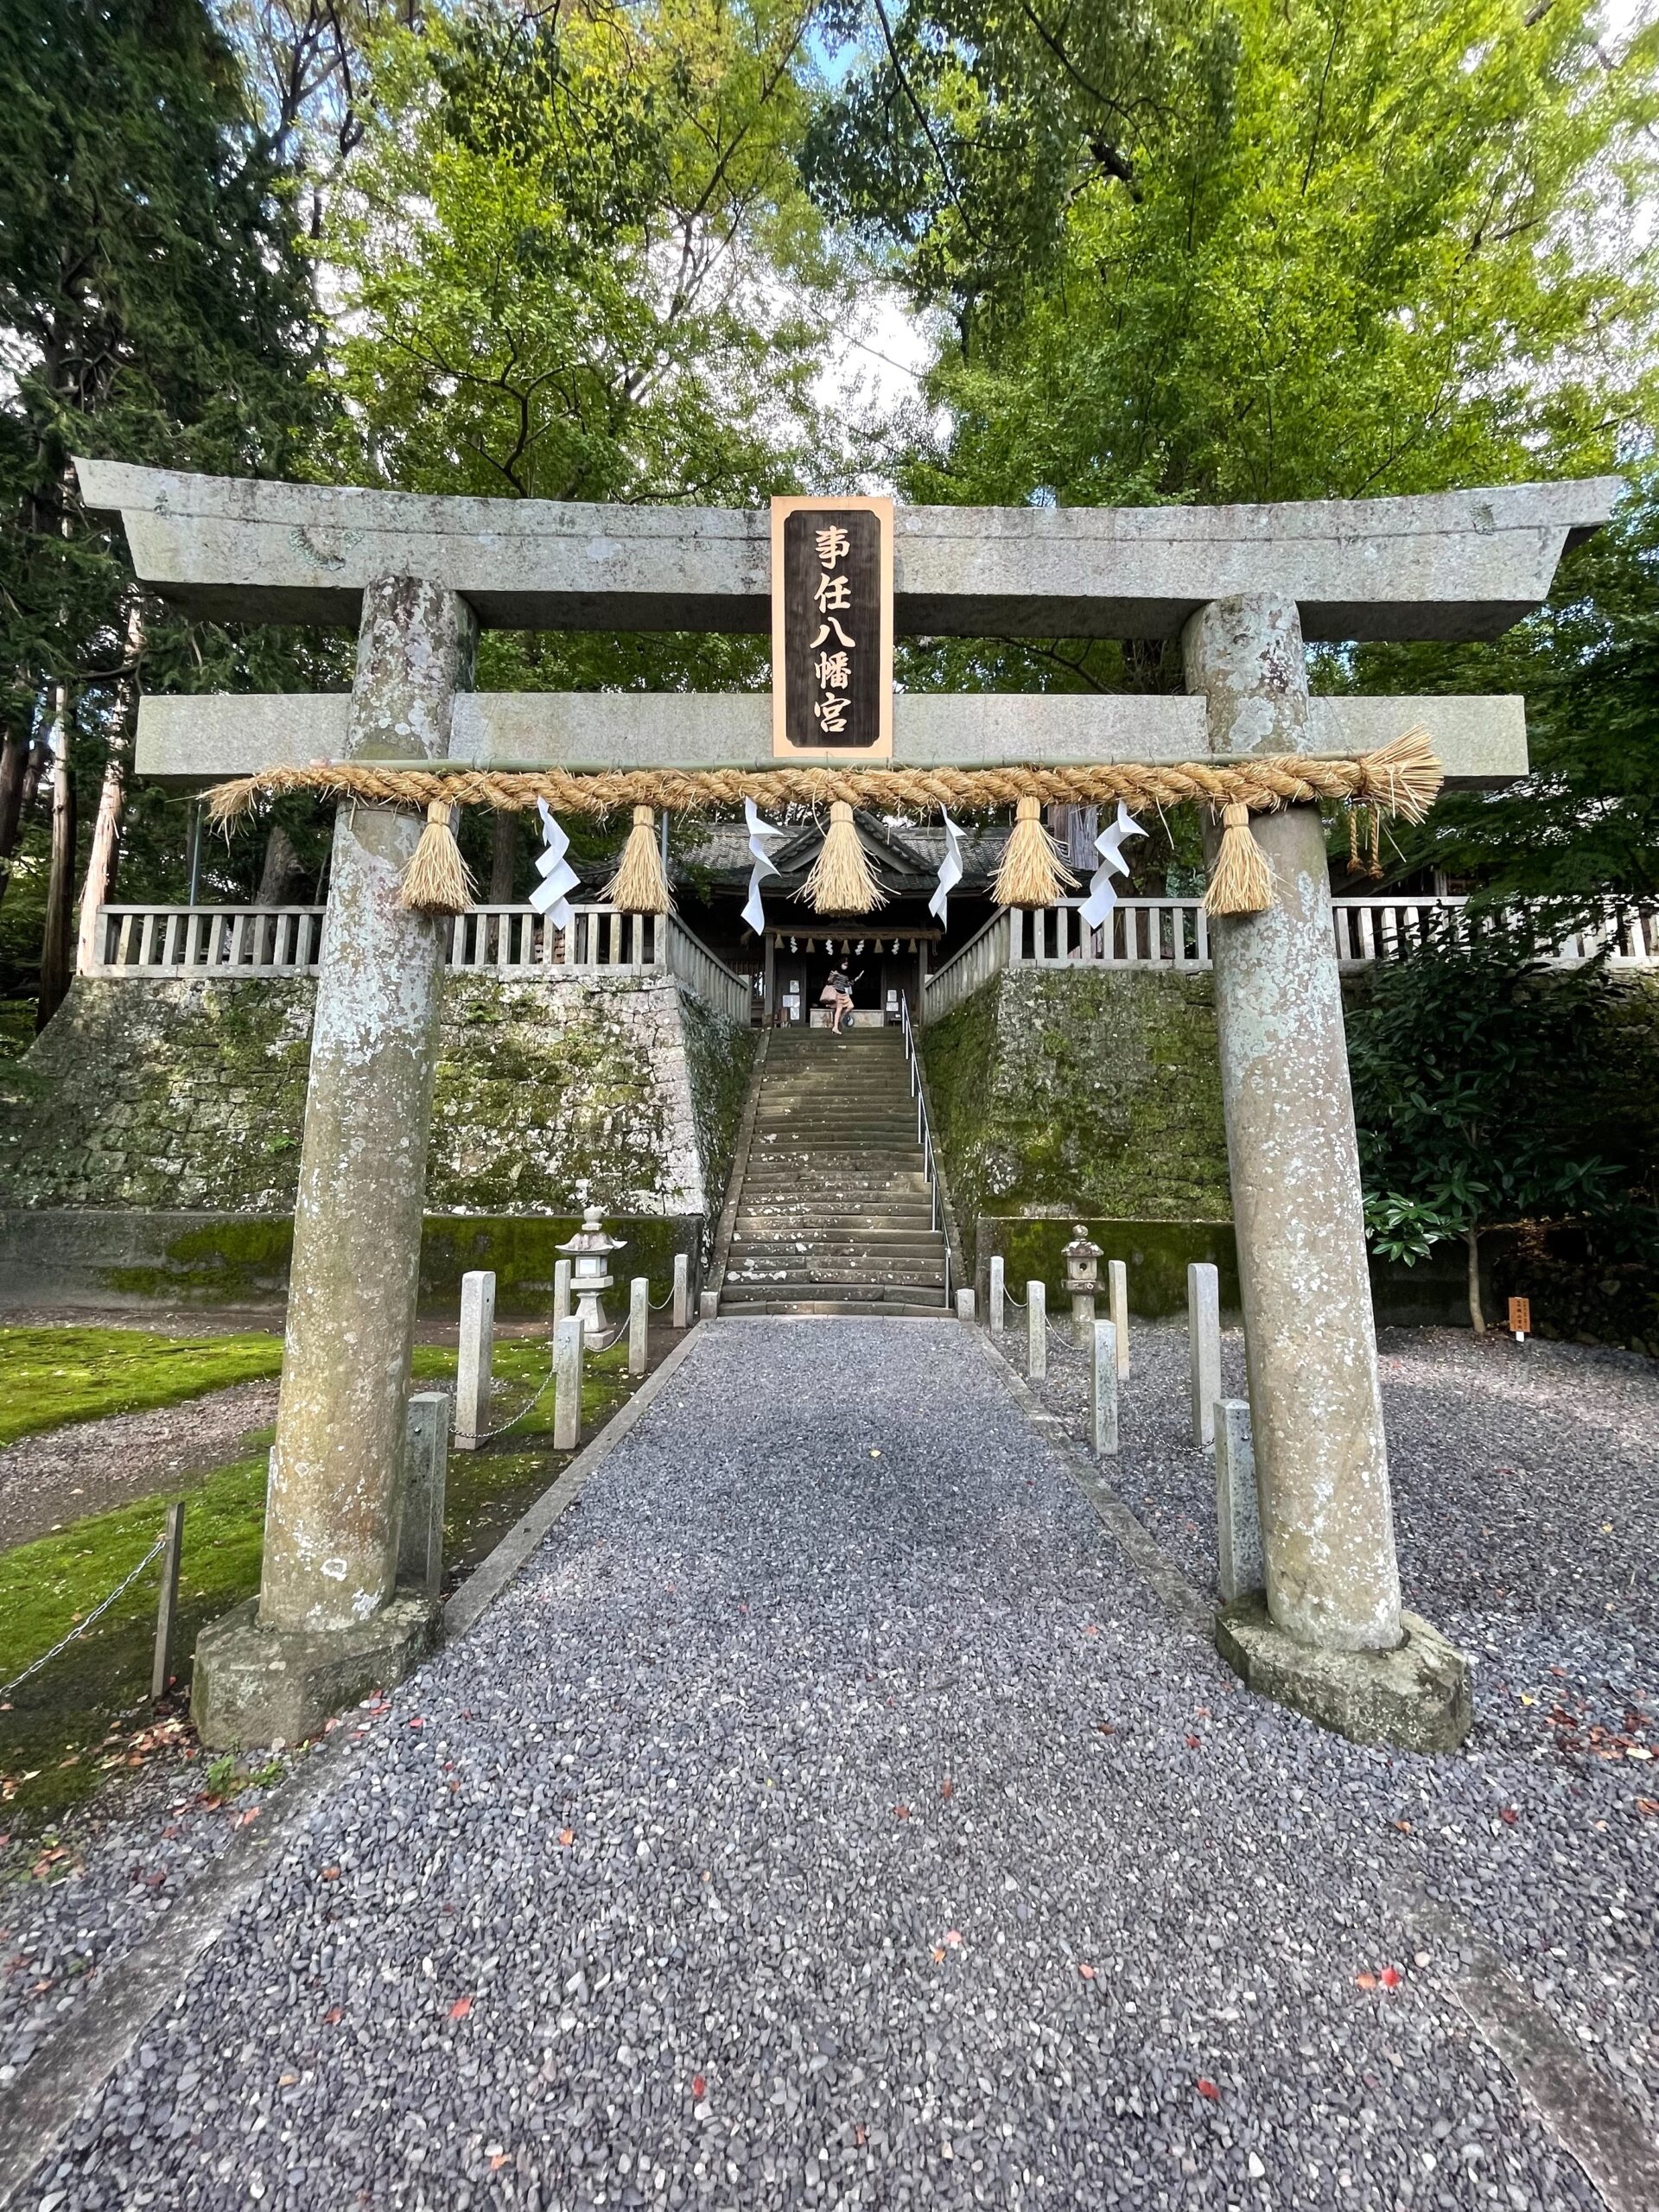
[
  {"x1": 0, "y1": 1382, "x2": 281, "y2": 1553},
  {"x1": 1029, "y1": 1318, "x2": 1659, "y2": 2139},
  {"x1": 17, "y1": 1316, "x2": 1649, "y2": 2210}
]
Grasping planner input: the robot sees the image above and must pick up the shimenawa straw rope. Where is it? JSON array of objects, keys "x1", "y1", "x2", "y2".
[{"x1": 207, "y1": 729, "x2": 1441, "y2": 924}]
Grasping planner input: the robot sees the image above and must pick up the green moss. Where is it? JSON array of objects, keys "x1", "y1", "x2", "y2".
[
  {"x1": 0, "y1": 1326, "x2": 286, "y2": 1447},
  {"x1": 988, "y1": 1218, "x2": 1241, "y2": 1318},
  {"x1": 0, "y1": 1338, "x2": 640, "y2": 1831},
  {"x1": 922, "y1": 968, "x2": 1232, "y2": 1236}
]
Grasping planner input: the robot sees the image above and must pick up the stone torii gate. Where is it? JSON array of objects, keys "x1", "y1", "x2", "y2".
[{"x1": 76, "y1": 460, "x2": 1618, "y2": 1751}]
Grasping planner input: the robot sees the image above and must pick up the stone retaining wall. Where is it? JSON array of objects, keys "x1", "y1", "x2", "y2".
[{"x1": 0, "y1": 971, "x2": 755, "y2": 1310}]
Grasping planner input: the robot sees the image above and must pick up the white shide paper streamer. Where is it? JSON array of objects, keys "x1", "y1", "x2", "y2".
[
  {"x1": 742, "y1": 798, "x2": 785, "y2": 935},
  {"x1": 1078, "y1": 801, "x2": 1147, "y2": 931},
  {"x1": 529, "y1": 799, "x2": 581, "y2": 930}
]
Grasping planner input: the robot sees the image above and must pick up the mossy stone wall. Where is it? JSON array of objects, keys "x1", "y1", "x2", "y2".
[
  {"x1": 0, "y1": 972, "x2": 755, "y2": 1311},
  {"x1": 920, "y1": 967, "x2": 1231, "y2": 1230},
  {"x1": 1, "y1": 972, "x2": 753, "y2": 1220}
]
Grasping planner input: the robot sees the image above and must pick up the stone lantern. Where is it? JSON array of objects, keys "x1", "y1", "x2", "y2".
[
  {"x1": 1063, "y1": 1224, "x2": 1103, "y2": 1345},
  {"x1": 557, "y1": 1205, "x2": 626, "y2": 1342}
]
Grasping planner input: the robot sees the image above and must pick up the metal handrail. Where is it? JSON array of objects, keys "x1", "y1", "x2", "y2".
[{"x1": 899, "y1": 994, "x2": 950, "y2": 1307}]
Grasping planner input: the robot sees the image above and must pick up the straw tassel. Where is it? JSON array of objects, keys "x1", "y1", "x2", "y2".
[
  {"x1": 1204, "y1": 802, "x2": 1274, "y2": 917},
  {"x1": 1355, "y1": 724, "x2": 1440, "y2": 824},
  {"x1": 800, "y1": 801, "x2": 887, "y2": 914},
  {"x1": 603, "y1": 805, "x2": 671, "y2": 913},
  {"x1": 398, "y1": 799, "x2": 475, "y2": 917},
  {"x1": 991, "y1": 796, "x2": 1077, "y2": 909}
]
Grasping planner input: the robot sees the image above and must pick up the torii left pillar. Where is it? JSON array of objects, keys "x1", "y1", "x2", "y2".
[{"x1": 194, "y1": 576, "x2": 475, "y2": 1748}]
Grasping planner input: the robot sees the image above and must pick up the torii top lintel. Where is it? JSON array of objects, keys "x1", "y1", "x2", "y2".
[{"x1": 75, "y1": 460, "x2": 1619, "y2": 645}]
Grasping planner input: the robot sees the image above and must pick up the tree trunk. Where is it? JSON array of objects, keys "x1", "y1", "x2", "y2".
[
  {"x1": 0, "y1": 731, "x2": 29, "y2": 888},
  {"x1": 74, "y1": 601, "x2": 146, "y2": 976},
  {"x1": 488, "y1": 809, "x2": 518, "y2": 904},
  {"x1": 1465, "y1": 1225, "x2": 1485, "y2": 1335},
  {"x1": 256, "y1": 823, "x2": 302, "y2": 905},
  {"x1": 37, "y1": 684, "x2": 77, "y2": 1029}
]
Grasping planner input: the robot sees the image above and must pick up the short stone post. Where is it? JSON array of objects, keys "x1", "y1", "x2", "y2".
[
  {"x1": 552, "y1": 1316, "x2": 584, "y2": 1451},
  {"x1": 150, "y1": 1500, "x2": 185, "y2": 1703},
  {"x1": 552, "y1": 1258, "x2": 572, "y2": 1332},
  {"x1": 699, "y1": 1288, "x2": 720, "y2": 1321},
  {"x1": 671, "y1": 1251, "x2": 690, "y2": 1330},
  {"x1": 988, "y1": 1255, "x2": 1005, "y2": 1334},
  {"x1": 955, "y1": 1287, "x2": 976, "y2": 1323},
  {"x1": 1108, "y1": 1259, "x2": 1130, "y2": 1378},
  {"x1": 1089, "y1": 1322, "x2": 1118, "y2": 1456},
  {"x1": 1215, "y1": 1400, "x2": 1262, "y2": 1605},
  {"x1": 628, "y1": 1276, "x2": 649, "y2": 1377},
  {"x1": 1027, "y1": 1281, "x2": 1046, "y2": 1380},
  {"x1": 193, "y1": 575, "x2": 474, "y2": 1750},
  {"x1": 1188, "y1": 1262, "x2": 1220, "y2": 1448},
  {"x1": 399, "y1": 1393, "x2": 448, "y2": 1604},
  {"x1": 453, "y1": 1269, "x2": 495, "y2": 1452}
]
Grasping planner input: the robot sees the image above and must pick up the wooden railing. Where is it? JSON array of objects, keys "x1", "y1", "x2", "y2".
[
  {"x1": 86, "y1": 901, "x2": 753, "y2": 1023},
  {"x1": 925, "y1": 895, "x2": 1659, "y2": 1017}
]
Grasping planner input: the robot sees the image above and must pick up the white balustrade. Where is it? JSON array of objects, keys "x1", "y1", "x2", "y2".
[
  {"x1": 85, "y1": 900, "x2": 757, "y2": 1023},
  {"x1": 923, "y1": 893, "x2": 1657, "y2": 1014},
  {"x1": 88, "y1": 894, "x2": 1659, "y2": 1014}
]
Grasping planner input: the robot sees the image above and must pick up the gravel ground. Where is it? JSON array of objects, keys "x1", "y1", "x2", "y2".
[
  {"x1": 2, "y1": 1742, "x2": 296, "y2": 2091},
  {"x1": 1028, "y1": 1317, "x2": 1658, "y2": 2139},
  {"x1": 16, "y1": 1315, "x2": 1648, "y2": 2211},
  {"x1": 0, "y1": 1382, "x2": 282, "y2": 1552}
]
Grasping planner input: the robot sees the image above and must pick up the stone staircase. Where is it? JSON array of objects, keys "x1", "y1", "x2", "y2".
[{"x1": 718, "y1": 1028, "x2": 950, "y2": 1315}]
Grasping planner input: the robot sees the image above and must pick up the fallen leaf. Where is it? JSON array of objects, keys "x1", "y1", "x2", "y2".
[
  {"x1": 557, "y1": 1828, "x2": 574, "y2": 1847},
  {"x1": 1196, "y1": 2078, "x2": 1219, "y2": 2101},
  {"x1": 321, "y1": 1866, "x2": 340, "y2": 1881},
  {"x1": 692, "y1": 2074, "x2": 706, "y2": 2099},
  {"x1": 931, "y1": 1946, "x2": 946, "y2": 1964},
  {"x1": 939, "y1": 1779, "x2": 954, "y2": 1801},
  {"x1": 1078, "y1": 1963, "x2": 1096, "y2": 1980},
  {"x1": 944, "y1": 1929, "x2": 962, "y2": 1948},
  {"x1": 1185, "y1": 1735, "x2": 1201, "y2": 1750},
  {"x1": 449, "y1": 1995, "x2": 474, "y2": 2020},
  {"x1": 894, "y1": 1804, "x2": 911, "y2": 1820},
  {"x1": 1635, "y1": 1798, "x2": 1658, "y2": 1817},
  {"x1": 323, "y1": 2006, "x2": 342, "y2": 2025},
  {"x1": 1084, "y1": 1624, "x2": 1099, "y2": 1638},
  {"x1": 1095, "y1": 1722, "x2": 1116, "y2": 1737},
  {"x1": 1499, "y1": 1807, "x2": 1519, "y2": 1825},
  {"x1": 1379, "y1": 1967, "x2": 1402, "y2": 1989},
  {"x1": 1392, "y1": 1819, "x2": 1412, "y2": 1834},
  {"x1": 490, "y1": 2155, "x2": 510, "y2": 2171}
]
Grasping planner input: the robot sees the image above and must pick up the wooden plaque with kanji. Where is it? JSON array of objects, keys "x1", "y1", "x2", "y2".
[{"x1": 771, "y1": 496, "x2": 894, "y2": 760}]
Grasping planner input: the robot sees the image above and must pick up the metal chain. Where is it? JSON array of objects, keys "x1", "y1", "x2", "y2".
[
  {"x1": 0, "y1": 1534, "x2": 167, "y2": 1702},
  {"x1": 480, "y1": 1362, "x2": 558, "y2": 1443}
]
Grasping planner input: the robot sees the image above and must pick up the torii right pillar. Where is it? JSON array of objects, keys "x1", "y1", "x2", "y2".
[{"x1": 1184, "y1": 594, "x2": 1471, "y2": 1751}]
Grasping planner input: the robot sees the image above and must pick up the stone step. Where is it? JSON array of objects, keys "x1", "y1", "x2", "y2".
[
  {"x1": 724, "y1": 1262, "x2": 947, "y2": 1290},
  {"x1": 728, "y1": 1247, "x2": 945, "y2": 1272},
  {"x1": 719, "y1": 1278, "x2": 948, "y2": 1303},
  {"x1": 718, "y1": 1297, "x2": 950, "y2": 1317},
  {"x1": 732, "y1": 1224, "x2": 943, "y2": 1247},
  {"x1": 730, "y1": 1216, "x2": 943, "y2": 1237}
]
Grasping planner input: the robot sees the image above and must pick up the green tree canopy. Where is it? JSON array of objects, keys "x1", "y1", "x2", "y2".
[{"x1": 813, "y1": 0, "x2": 1659, "y2": 510}]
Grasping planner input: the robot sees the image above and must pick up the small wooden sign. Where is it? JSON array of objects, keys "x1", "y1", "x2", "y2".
[
  {"x1": 771, "y1": 496, "x2": 893, "y2": 760},
  {"x1": 1508, "y1": 1296, "x2": 1531, "y2": 1336}
]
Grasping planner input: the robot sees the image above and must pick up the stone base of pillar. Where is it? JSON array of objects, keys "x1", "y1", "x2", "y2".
[
  {"x1": 1215, "y1": 1595, "x2": 1471, "y2": 1754},
  {"x1": 191, "y1": 1592, "x2": 441, "y2": 1750}
]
